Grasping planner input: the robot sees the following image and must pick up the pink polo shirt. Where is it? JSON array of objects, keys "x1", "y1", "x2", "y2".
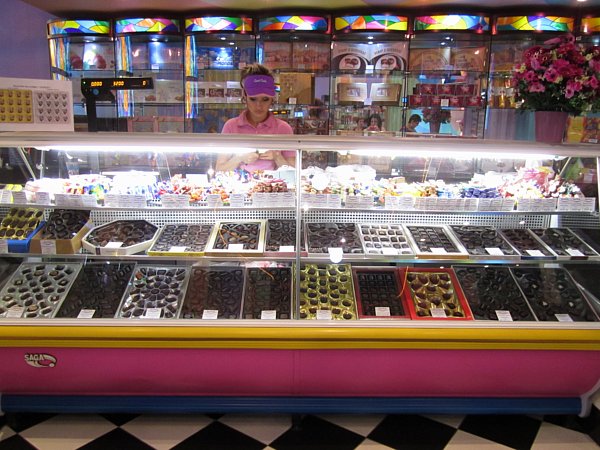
[{"x1": 221, "y1": 111, "x2": 295, "y2": 171}]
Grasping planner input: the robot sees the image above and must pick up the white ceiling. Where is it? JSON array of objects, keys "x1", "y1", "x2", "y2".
[{"x1": 21, "y1": 0, "x2": 600, "y2": 17}]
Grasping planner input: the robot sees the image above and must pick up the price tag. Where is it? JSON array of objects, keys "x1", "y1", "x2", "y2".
[
  {"x1": 122, "y1": 194, "x2": 147, "y2": 209},
  {"x1": 0, "y1": 240, "x2": 8, "y2": 254},
  {"x1": 40, "y1": 240, "x2": 57, "y2": 255},
  {"x1": 501, "y1": 199, "x2": 516, "y2": 211},
  {"x1": 281, "y1": 192, "x2": 295, "y2": 207},
  {"x1": 81, "y1": 195, "x2": 98, "y2": 207},
  {"x1": 555, "y1": 314, "x2": 573, "y2": 322},
  {"x1": 486, "y1": 247, "x2": 505, "y2": 256},
  {"x1": 328, "y1": 247, "x2": 344, "y2": 263},
  {"x1": 440, "y1": 98, "x2": 450, "y2": 107},
  {"x1": 279, "y1": 245, "x2": 294, "y2": 253},
  {"x1": 430, "y1": 308, "x2": 447, "y2": 318},
  {"x1": 398, "y1": 197, "x2": 415, "y2": 209},
  {"x1": 359, "y1": 196, "x2": 374, "y2": 208},
  {"x1": 582, "y1": 198, "x2": 596, "y2": 212},
  {"x1": 77, "y1": 309, "x2": 95, "y2": 319},
  {"x1": 6, "y1": 306, "x2": 24, "y2": 318},
  {"x1": 566, "y1": 248, "x2": 585, "y2": 257},
  {"x1": 557, "y1": 197, "x2": 577, "y2": 211},
  {"x1": 206, "y1": 194, "x2": 223, "y2": 208},
  {"x1": 0, "y1": 190, "x2": 12, "y2": 203},
  {"x1": 316, "y1": 310, "x2": 332, "y2": 320},
  {"x1": 327, "y1": 194, "x2": 341, "y2": 209},
  {"x1": 11, "y1": 191, "x2": 27, "y2": 204},
  {"x1": 463, "y1": 198, "x2": 478, "y2": 211},
  {"x1": 34, "y1": 191, "x2": 50, "y2": 205},
  {"x1": 495, "y1": 310, "x2": 513, "y2": 322},
  {"x1": 261, "y1": 310, "x2": 277, "y2": 320},
  {"x1": 517, "y1": 198, "x2": 533, "y2": 211},
  {"x1": 105, "y1": 242, "x2": 123, "y2": 249},
  {"x1": 169, "y1": 246, "x2": 188, "y2": 253},
  {"x1": 526, "y1": 249, "x2": 545, "y2": 257},
  {"x1": 202, "y1": 309, "x2": 219, "y2": 320},
  {"x1": 228, "y1": 243, "x2": 245, "y2": 252},
  {"x1": 229, "y1": 193, "x2": 245, "y2": 208},
  {"x1": 161, "y1": 194, "x2": 189, "y2": 208},
  {"x1": 345, "y1": 196, "x2": 361, "y2": 209},
  {"x1": 489, "y1": 198, "x2": 504, "y2": 211},
  {"x1": 382, "y1": 247, "x2": 398, "y2": 256},
  {"x1": 430, "y1": 247, "x2": 448, "y2": 255},
  {"x1": 375, "y1": 307, "x2": 391, "y2": 317},
  {"x1": 252, "y1": 193, "x2": 267, "y2": 207},
  {"x1": 143, "y1": 308, "x2": 162, "y2": 319},
  {"x1": 385, "y1": 196, "x2": 400, "y2": 210},
  {"x1": 288, "y1": 97, "x2": 297, "y2": 105},
  {"x1": 103, "y1": 194, "x2": 120, "y2": 208}
]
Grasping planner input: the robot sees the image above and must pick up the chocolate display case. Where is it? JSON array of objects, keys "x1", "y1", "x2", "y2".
[
  {"x1": 243, "y1": 267, "x2": 292, "y2": 320},
  {"x1": 352, "y1": 267, "x2": 408, "y2": 319},
  {"x1": 449, "y1": 225, "x2": 519, "y2": 260},
  {"x1": 358, "y1": 223, "x2": 415, "y2": 257},
  {"x1": 147, "y1": 223, "x2": 214, "y2": 256},
  {"x1": 205, "y1": 220, "x2": 267, "y2": 256},
  {"x1": 404, "y1": 224, "x2": 469, "y2": 259},
  {"x1": 528, "y1": 228, "x2": 600, "y2": 261},
  {"x1": 82, "y1": 220, "x2": 159, "y2": 256},
  {"x1": 305, "y1": 222, "x2": 364, "y2": 256},
  {"x1": 265, "y1": 219, "x2": 305, "y2": 256},
  {"x1": 499, "y1": 228, "x2": 557, "y2": 260}
]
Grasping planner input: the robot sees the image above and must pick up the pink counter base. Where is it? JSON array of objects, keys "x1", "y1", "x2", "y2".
[{"x1": 2, "y1": 348, "x2": 598, "y2": 398}]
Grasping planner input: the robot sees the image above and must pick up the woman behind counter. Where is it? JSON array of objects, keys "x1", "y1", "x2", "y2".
[{"x1": 217, "y1": 64, "x2": 295, "y2": 172}]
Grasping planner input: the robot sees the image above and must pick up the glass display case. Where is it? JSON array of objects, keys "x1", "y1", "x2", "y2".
[
  {"x1": 0, "y1": 132, "x2": 599, "y2": 415},
  {"x1": 257, "y1": 15, "x2": 332, "y2": 135},
  {"x1": 47, "y1": 19, "x2": 118, "y2": 131},
  {"x1": 407, "y1": 14, "x2": 491, "y2": 138},
  {"x1": 330, "y1": 14, "x2": 409, "y2": 137}
]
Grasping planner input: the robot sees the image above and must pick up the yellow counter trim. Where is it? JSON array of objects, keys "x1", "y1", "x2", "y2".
[{"x1": 0, "y1": 326, "x2": 598, "y2": 351}]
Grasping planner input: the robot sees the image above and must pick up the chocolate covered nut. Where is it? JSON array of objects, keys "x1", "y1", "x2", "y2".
[
  {"x1": 306, "y1": 223, "x2": 364, "y2": 255},
  {"x1": 298, "y1": 264, "x2": 357, "y2": 320}
]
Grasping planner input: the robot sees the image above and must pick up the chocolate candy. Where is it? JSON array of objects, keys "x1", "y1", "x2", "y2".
[
  {"x1": 405, "y1": 225, "x2": 466, "y2": 257},
  {"x1": 354, "y1": 269, "x2": 405, "y2": 317},
  {"x1": 118, "y1": 266, "x2": 189, "y2": 319},
  {"x1": 56, "y1": 263, "x2": 134, "y2": 318},
  {"x1": 39, "y1": 209, "x2": 90, "y2": 240},
  {"x1": 450, "y1": 225, "x2": 518, "y2": 258},
  {"x1": 149, "y1": 224, "x2": 213, "y2": 255},
  {"x1": 358, "y1": 224, "x2": 414, "y2": 256},
  {"x1": 529, "y1": 228, "x2": 599, "y2": 259},
  {"x1": 266, "y1": 220, "x2": 302, "y2": 252},
  {"x1": 306, "y1": 223, "x2": 363, "y2": 254},
  {"x1": 454, "y1": 266, "x2": 535, "y2": 321},
  {"x1": 500, "y1": 229, "x2": 555, "y2": 259},
  {"x1": 511, "y1": 268, "x2": 598, "y2": 322},
  {"x1": 405, "y1": 270, "x2": 467, "y2": 318},
  {"x1": 0, "y1": 208, "x2": 42, "y2": 240},
  {"x1": 0, "y1": 262, "x2": 81, "y2": 318},
  {"x1": 243, "y1": 268, "x2": 292, "y2": 319},
  {"x1": 84, "y1": 220, "x2": 158, "y2": 250},
  {"x1": 298, "y1": 264, "x2": 357, "y2": 320},
  {"x1": 180, "y1": 267, "x2": 244, "y2": 319},
  {"x1": 209, "y1": 221, "x2": 264, "y2": 252}
]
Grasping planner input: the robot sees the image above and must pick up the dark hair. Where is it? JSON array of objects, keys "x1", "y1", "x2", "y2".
[
  {"x1": 409, "y1": 114, "x2": 422, "y2": 124},
  {"x1": 368, "y1": 114, "x2": 382, "y2": 128}
]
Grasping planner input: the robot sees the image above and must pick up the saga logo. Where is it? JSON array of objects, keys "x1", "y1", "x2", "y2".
[{"x1": 24, "y1": 353, "x2": 57, "y2": 368}]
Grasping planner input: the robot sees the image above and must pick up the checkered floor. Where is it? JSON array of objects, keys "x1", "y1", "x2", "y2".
[{"x1": 0, "y1": 408, "x2": 598, "y2": 450}]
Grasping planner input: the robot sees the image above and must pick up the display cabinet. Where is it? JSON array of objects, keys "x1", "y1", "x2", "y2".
[{"x1": 0, "y1": 132, "x2": 598, "y2": 416}]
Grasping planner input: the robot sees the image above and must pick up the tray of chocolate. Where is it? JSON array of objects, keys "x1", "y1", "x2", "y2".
[
  {"x1": 56, "y1": 263, "x2": 135, "y2": 318},
  {"x1": 449, "y1": 225, "x2": 519, "y2": 260},
  {"x1": 265, "y1": 219, "x2": 305, "y2": 256},
  {"x1": 117, "y1": 266, "x2": 190, "y2": 319},
  {"x1": 147, "y1": 224, "x2": 214, "y2": 256},
  {"x1": 0, "y1": 208, "x2": 44, "y2": 252},
  {"x1": 404, "y1": 225, "x2": 469, "y2": 259},
  {"x1": 453, "y1": 266, "x2": 536, "y2": 321},
  {"x1": 401, "y1": 268, "x2": 472, "y2": 320},
  {"x1": 82, "y1": 220, "x2": 159, "y2": 256},
  {"x1": 298, "y1": 264, "x2": 357, "y2": 320},
  {"x1": 358, "y1": 224, "x2": 415, "y2": 257},
  {"x1": 38, "y1": 209, "x2": 90, "y2": 240},
  {"x1": 499, "y1": 228, "x2": 557, "y2": 260},
  {"x1": 352, "y1": 267, "x2": 408, "y2": 319},
  {"x1": 243, "y1": 267, "x2": 292, "y2": 319},
  {"x1": 205, "y1": 220, "x2": 266, "y2": 256},
  {"x1": 528, "y1": 228, "x2": 600, "y2": 261},
  {"x1": 305, "y1": 223, "x2": 364, "y2": 256},
  {"x1": 0, "y1": 262, "x2": 82, "y2": 318},
  {"x1": 510, "y1": 267, "x2": 598, "y2": 322},
  {"x1": 180, "y1": 266, "x2": 245, "y2": 319}
]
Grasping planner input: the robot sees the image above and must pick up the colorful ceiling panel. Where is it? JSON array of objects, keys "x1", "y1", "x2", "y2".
[
  {"x1": 581, "y1": 17, "x2": 600, "y2": 34},
  {"x1": 414, "y1": 15, "x2": 489, "y2": 31},
  {"x1": 116, "y1": 18, "x2": 181, "y2": 34},
  {"x1": 185, "y1": 16, "x2": 253, "y2": 33},
  {"x1": 259, "y1": 16, "x2": 328, "y2": 32},
  {"x1": 335, "y1": 15, "x2": 408, "y2": 31},
  {"x1": 48, "y1": 20, "x2": 110, "y2": 36},
  {"x1": 495, "y1": 16, "x2": 574, "y2": 32}
]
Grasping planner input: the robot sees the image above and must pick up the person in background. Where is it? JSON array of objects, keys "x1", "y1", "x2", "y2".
[
  {"x1": 217, "y1": 64, "x2": 295, "y2": 171},
  {"x1": 365, "y1": 114, "x2": 383, "y2": 132},
  {"x1": 403, "y1": 114, "x2": 422, "y2": 133}
]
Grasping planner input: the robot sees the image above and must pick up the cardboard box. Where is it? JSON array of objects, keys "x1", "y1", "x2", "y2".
[
  {"x1": 277, "y1": 72, "x2": 314, "y2": 105},
  {"x1": 370, "y1": 83, "x2": 401, "y2": 106},
  {"x1": 337, "y1": 82, "x2": 368, "y2": 105},
  {"x1": 30, "y1": 219, "x2": 93, "y2": 254}
]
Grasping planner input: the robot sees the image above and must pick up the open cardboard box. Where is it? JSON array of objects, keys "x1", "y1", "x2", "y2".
[{"x1": 29, "y1": 220, "x2": 93, "y2": 254}]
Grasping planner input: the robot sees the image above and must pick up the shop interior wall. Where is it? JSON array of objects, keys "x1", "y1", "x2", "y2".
[{"x1": 0, "y1": 0, "x2": 53, "y2": 79}]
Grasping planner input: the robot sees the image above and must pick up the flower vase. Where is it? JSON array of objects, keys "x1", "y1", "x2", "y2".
[
  {"x1": 429, "y1": 120, "x2": 441, "y2": 134},
  {"x1": 534, "y1": 111, "x2": 569, "y2": 144}
]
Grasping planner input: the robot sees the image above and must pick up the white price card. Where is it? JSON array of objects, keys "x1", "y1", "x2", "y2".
[
  {"x1": 375, "y1": 307, "x2": 391, "y2": 317},
  {"x1": 202, "y1": 309, "x2": 219, "y2": 320},
  {"x1": 385, "y1": 196, "x2": 400, "y2": 210},
  {"x1": 281, "y1": 192, "x2": 296, "y2": 207},
  {"x1": 228, "y1": 244, "x2": 245, "y2": 252},
  {"x1": 123, "y1": 194, "x2": 147, "y2": 209},
  {"x1": 381, "y1": 247, "x2": 398, "y2": 256},
  {"x1": 161, "y1": 194, "x2": 189, "y2": 208},
  {"x1": 261, "y1": 310, "x2": 277, "y2": 320},
  {"x1": 105, "y1": 242, "x2": 123, "y2": 249},
  {"x1": 169, "y1": 246, "x2": 188, "y2": 253},
  {"x1": 441, "y1": 98, "x2": 450, "y2": 107},
  {"x1": 314, "y1": 194, "x2": 329, "y2": 208},
  {"x1": 360, "y1": 196, "x2": 374, "y2": 208},
  {"x1": 398, "y1": 197, "x2": 415, "y2": 209},
  {"x1": 0, "y1": 240, "x2": 8, "y2": 254},
  {"x1": 40, "y1": 240, "x2": 57, "y2": 255},
  {"x1": 252, "y1": 193, "x2": 268, "y2": 207},
  {"x1": 495, "y1": 310, "x2": 513, "y2": 322},
  {"x1": 328, "y1": 247, "x2": 344, "y2": 263},
  {"x1": 582, "y1": 198, "x2": 596, "y2": 212},
  {"x1": 81, "y1": 195, "x2": 98, "y2": 207},
  {"x1": 279, "y1": 246, "x2": 295, "y2": 253},
  {"x1": 526, "y1": 249, "x2": 545, "y2": 257},
  {"x1": 327, "y1": 194, "x2": 341, "y2": 209},
  {"x1": 35, "y1": 192, "x2": 51, "y2": 205},
  {"x1": 430, "y1": 247, "x2": 448, "y2": 255},
  {"x1": 288, "y1": 97, "x2": 297, "y2": 105},
  {"x1": 6, "y1": 306, "x2": 24, "y2": 318},
  {"x1": 345, "y1": 196, "x2": 361, "y2": 209},
  {"x1": 229, "y1": 193, "x2": 245, "y2": 208},
  {"x1": 77, "y1": 309, "x2": 96, "y2": 319},
  {"x1": 11, "y1": 191, "x2": 27, "y2": 204},
  {"x1": 316, "y1": 310, "x2": 332, "y2": 320},
  {"x1": 103, "y1": 194, "x2": 120, "y2": 208},
  {"x1": 0, "y1": 190, "x2": 12, "y2": 203},
  {"x1": 566, "y1": 248, "x2": 585, "y2": 257},
  {"x1": 430, "y1": 308, "x2": 447, "y2": 318},
  {"x1": 143, "y1": 308, "x2": 162, "y2": 319},
  {"x1": 206, "y1": 194, "x2": 223, "y2": 208},
  {"x1": 555, "y1": 314, "x2": 573, "y2": 322},
  {"x1": 486, "y1": 247, "x2": 505, "y2": 256}
]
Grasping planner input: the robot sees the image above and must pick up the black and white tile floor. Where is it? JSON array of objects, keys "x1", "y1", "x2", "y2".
[{"x1": 0, "y1": 408, "x2": 598, "y2": 450}]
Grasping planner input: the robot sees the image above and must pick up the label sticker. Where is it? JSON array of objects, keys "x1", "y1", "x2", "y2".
[
  {"x1": 555, "y1": 314, "x2": 573, "y2": 322},
  {"x1": 143, "y1": 308, "x2": 162, "y2": 319},
  {"x1": 202, "y1": 309, "x2": 219, "y2": 320},
  {"x1": 228, "y1": 243, "x2": 245, "y2": 251},
  {"x1": 229, "y1": 193, "x2": 245, "y2": 208},
  {"x1": 495, "y1": 310, "x2": 513, "y2": 322},
  {"x1": 40, "y1": 240, "x2": 56, "y2": 255},
  {"x1": 77, "y1": 309, "x2": 95, "y2": 319},
  {"x1": 430, "y1": 308, "x2": 447, "y2": 318},
  {"x1": 430, "y1": 247, "x2": 448, "y2": 255},
  {"x1": 279, "y1": 246, "x2": 294, "y2": 253},
  {"x1": 105, "y1": 242, "x2": 123, "y2": 249},
  {"x1": 328, "y1": 247, "x2": 343, "y2": 263},
  {"x1": 375, "y1": 307, "x2": 391, "y2": 317},
  {"x1": 169, "y1": 246, "x2": 188, "y2": 253},
  {"x1": 316, "y1": 310, "x2": 332, "y2": 320},
  {"x1": 0, "y1": 240, "x2": 8, "y2": 254},
  {"x1": 526, "y1": 249, "x2": 545, "y2": 257},
  {"x1": 486, "y1": 247, "x2": 505, "y2": 256},
  {"x1": 11, "y1": 191, "x2": 27, "y2": 204},
  {"x1": 566, "y1": 248, "x2": 585, "y2": 257},
  {"x1": 6, "y1": 306, "x2": 24, "y2": 318},
  {"x1": 261, "y1": 310, "x2": 277, "y2": 320}
]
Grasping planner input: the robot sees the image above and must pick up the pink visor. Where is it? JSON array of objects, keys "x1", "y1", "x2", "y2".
[{"x1": 243, "y1": 75, "x2": 276, "y2": 97}]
